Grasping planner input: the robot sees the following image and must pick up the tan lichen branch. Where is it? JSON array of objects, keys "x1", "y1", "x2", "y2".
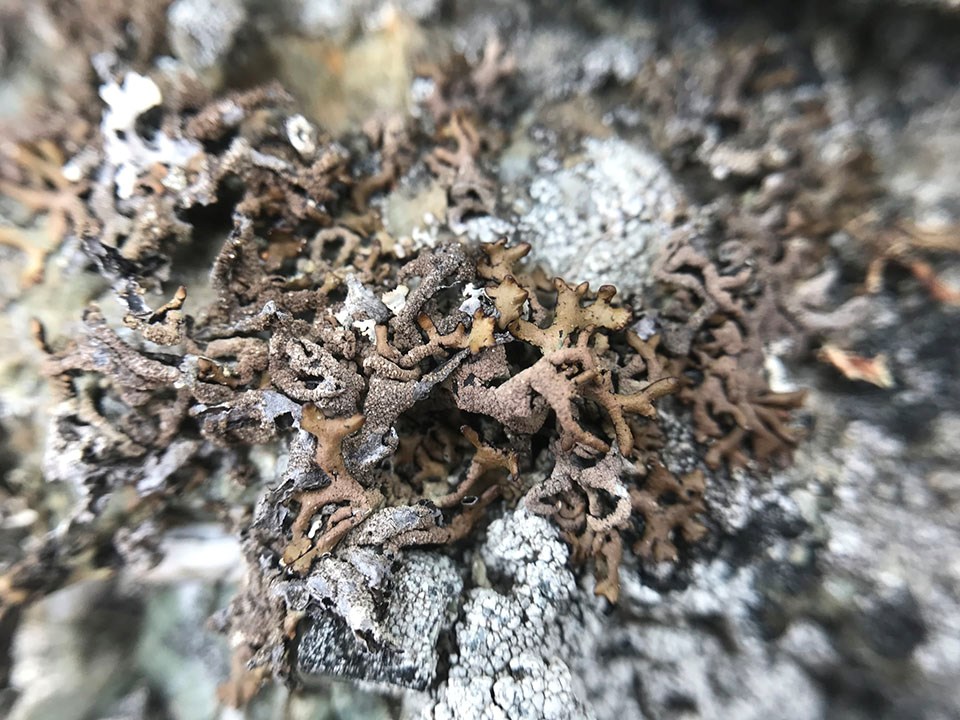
[
  {"x1": 524, "y1": 449, "x2": 636, "y2": 602},
  {"x1": 477, "y1": 238, "x2": 532, "y2": 283},
  {"x1": 0, "y1": 141, "x2": 94, "y2": 286},
  {"x1": 123, "y1": 285, "x2": 188, "y2": 345},
  {"x1": 683, "y1": 353, "x2": 806, "y2": 469},
  {"x1": 583, "y1": 370, "x2": 680, "y2": 456},
  {"x1": 818, "y1": 344, "x2": 894, "y2": 388},
  {"x1": 0, "y1": 225, "x2": 51, "y2": 288},
  {"x1": 486, "y1": 275, "x2": 529, "y2": 329},
  {"x1": 593, "y1": 533, "x2": 624, "y2": 603},
  {"x1": 425, "y1": 111, "x2": 482, "y2": 178},
  {"x1": 848, "y1": 214, "x2": 960, "y2": 306},
  {"x1": 282, "y1": 406, "x2": 380, "y2": 573},
  {"x1": 510, "y1": 279, "x2": 630, "y2": 353},
  {"x1": 432, "y1": 426, "x2": 518, "y2": 509},
  {"x1": 655, "y1": 238, "x2": 749, "y2": 317}
]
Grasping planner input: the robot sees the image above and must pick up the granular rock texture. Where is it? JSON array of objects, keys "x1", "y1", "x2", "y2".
[
  {"x1": 297, "y1": 552, "x2": 462, "y2": 691},
  {"x1": 516, "y1": 137, "x2": 683, "y2": 294},
  {"x1": 419, "y1": 510, "x2": 585, "y2": 720}
]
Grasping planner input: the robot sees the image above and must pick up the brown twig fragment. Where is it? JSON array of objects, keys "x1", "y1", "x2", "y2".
[
  {"x1": 818, "y1": 344, "x2": 894, "y2": 388},
  {"x1": 282, "y1": 406, "x2": 380, "y2": 573}
]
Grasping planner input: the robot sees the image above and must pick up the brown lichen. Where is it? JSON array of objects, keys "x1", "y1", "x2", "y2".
[
  {"x1": 682, "y1": 352, "x2": 806, "y2": 470},
  {"x1": 0, "y1": 141, "x2": 93, "y2": 286},
  {"x1": 629, "y1": 462, "x2": 708, "y2": 564},
  {"x1": 1, "y1": 66, "x2": 820, "y2": 688},
  {"x1": 848, "y1": 214, "x2": 960, "y2": 307}
]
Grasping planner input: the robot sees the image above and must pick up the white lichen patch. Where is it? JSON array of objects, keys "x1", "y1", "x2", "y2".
[
  {"x1": 100, "y1": 72, "x2": 162, "y2": 134},
  {"x1": 353, "y1": 318, "x2": 377, "y2": 343},
  {"x1": 419, "y1": 509, "x2": 588, "y2": 720},
  {"x1": 286, "y1": 114, "x2": 319, "y2": 158},
  {"x1": 334, "y1": 275, "x2": 391, "y2": 330},
  {"x1": 100, "y1": 72, "x2": 202, "y2": 200},
  {"x1": 515, "y1": 137, "x2": 683, "y2": 295},
  {"x1": 458, "y1": 283, "x2": 486, "y2": 316}
]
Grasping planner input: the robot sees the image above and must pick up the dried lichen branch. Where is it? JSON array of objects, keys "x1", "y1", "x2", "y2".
[
  {"x1": 282, "y1": 406, "x2": 380, "y2": 574},
  {"x1": 0, "y1": 141, "x2": 93, "y2": 286},
  {"x1": 848, "y1": 214, "x2": 960, "y2": 306},
  {"x1": 630, "y1": 462, "x2": 708, "y2": 564},
  {"x1": 818, "y1": 344, "x2": 894, "y2": 388}
]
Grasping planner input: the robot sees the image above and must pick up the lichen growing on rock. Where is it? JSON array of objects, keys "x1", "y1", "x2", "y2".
[
  {"x1": 6, "y1": 2, "x2": 959, "y2": 719},
  {"x1": 0, "y1": 59, "x2": 792, "y2": 696}
]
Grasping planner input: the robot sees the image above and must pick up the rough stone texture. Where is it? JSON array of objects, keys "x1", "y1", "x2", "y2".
[
  {"x1": 573, "y1": 554, "x2": 824, "y2": 720},
  {"x1": 515, "y1": 138, "x2": 682, "y2": 295},
  {"x1": 395, "y1": 488, "x2": 824, "y2": 720},
  {"x1": 167, "y1": 0, "x2": 247, "y2": 72},
  {"x1": 297, "y1": 552, "x2": 463, "y2": 691},
  {"x1": 7, "y1": 582, "x2": 143, "y2": 720},
  {"x1": 455, "y1": 135, "x2": 682, "y2": 295},
  {"x1": 779, "y1": 383, "x2": 960, "y2": 718},
  {"x1": 1, "y1": 1, "x2": 959, "y2": 720},
  {"x1": 414, "y1": 510, "x2": 588, "y2": 720}
]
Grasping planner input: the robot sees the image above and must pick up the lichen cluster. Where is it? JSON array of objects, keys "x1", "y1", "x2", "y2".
[
  {"x1": 0, "y1": 33, "x2": 814, "y2": 703},
  {"x1": 2, "y1": 3, "x2": 960, "y2": 717}
]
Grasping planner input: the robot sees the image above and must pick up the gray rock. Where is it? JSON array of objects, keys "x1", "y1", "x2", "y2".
[
  {"x1": 8, "y1": 581, "x2": 142, "y2": 720},
  {"x1": 168, "y1": 0, "x2": 247, "y2": 72},
  {"x1": 296, "y1": 551, "x2": 463, "y2": 691},
  {"x1": 414, "y1": 509, "x2": 589, "y2": 720},
  {"x1": 135, "y1": 580, "x2": 233, "y2": 720},
  {"x1": 517, "y1": 137, "x2": 683, "y2": 295}
]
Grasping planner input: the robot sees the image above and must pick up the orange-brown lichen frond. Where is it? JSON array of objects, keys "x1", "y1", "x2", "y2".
[
  {"x1": 431, "y1": 426, "x2": 518, "y2": 509},
  {"x1": 425, "y1": 111, "x2": 482, "y2": 177},
  {"x1": 300, "y1": 404, "x2": 365, "y2": 480},
  {"x1": 123, "y1": 285, "x2": 188, "y2": 346},
  {"x1": 593, "y1": 533, "x2": 623, "y2": 603},
  {"x1": 681, "y1": 353, "x2": 806, "y2": 470},
  {"x1": 486, "y1": 275, "x2": 528, "y2": 329},
  {"x1": 467, "y1": 311, "x2": 497, "y2": 353},
  {"x1": 848, "y1": 214, "x2": 960, "y2": 305},
  {"x1": 583, "y1": 372, "x2": 680, "y2": 456},
  {"x1": 0, "y1": 226, "x2": 53, "y2": 288},
  {"x1": 510, "y1": 279, "x2": 631, "y2": 353},
  {"x1": 0, "y1": 140, "x2": 95, "y2": 284},
  {"x1": 818, "y1": 344, "x2": 894, "y2": 388},
  {"x1": 478, "y1": 237, "x2": 531, "y2": 282}
]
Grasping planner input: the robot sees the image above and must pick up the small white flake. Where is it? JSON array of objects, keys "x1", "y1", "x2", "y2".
[
  {"x1": 99, "y1": 71, "x2": 202, "y2": 200},
  {"x1": 61, "y1": 161, "x2": 83, "y2": 183},
  {"x1": 100, "y1": 72, "x2": 162, "y2": 134},
  {"x1": 459, "y1": 283, "x2": 486, "y2": 316},
  {"x1": 353, "y1": 319, "x2": 377, "y2": 343},
  {"x1": 382, "y1": 285, "x2": 409, "y2": 315},
  {"x1": 285, "y1": 114, "x2": 318, "y2": 158}
]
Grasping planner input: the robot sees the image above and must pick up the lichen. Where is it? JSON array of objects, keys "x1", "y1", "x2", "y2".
[{"x1": 0, "y1": 30, "x2": 814, "y2": 705}]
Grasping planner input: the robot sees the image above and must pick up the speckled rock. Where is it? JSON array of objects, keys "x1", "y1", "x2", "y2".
[
  {"x1": 296, "y1": 551, "x2": 463, "y2": 691},
  {"x1": 416, "y1": 509, "x2": 588, "y2": 720},
  {"x1": 168, "y1": 0, "x2": 247, "y2": 72},
  {"x1": 516, "y1": 137, "x2": 682, "y2": 294}
]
